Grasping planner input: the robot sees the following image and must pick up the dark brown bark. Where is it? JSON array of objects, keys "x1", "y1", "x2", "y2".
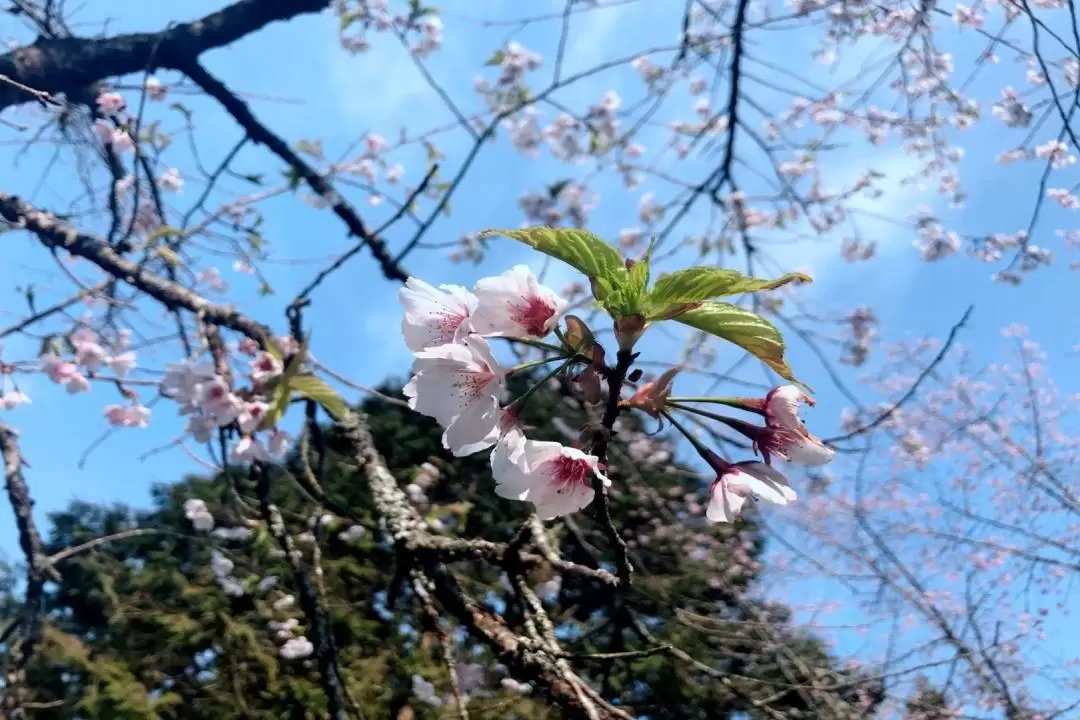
[{"x1": 0, "y1": 0, "x2": 330, "y2": 111}]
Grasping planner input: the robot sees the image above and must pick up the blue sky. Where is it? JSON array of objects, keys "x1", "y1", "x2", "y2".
[{"x1": 1, "y1": 0, "x2": 1078, "y2": 712}]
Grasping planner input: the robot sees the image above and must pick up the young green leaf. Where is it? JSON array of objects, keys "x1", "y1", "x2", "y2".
[
  {"x1": 673, "y1": 302, "x2": 799, "y2": 382},
  {"x1": 291, "y1": 375, "x2": 349, "y2": 421},
  {"x1": 479, "y1": 227, "x2": 627, "y2": 287},
  {"x1": 604, "y1": 255, "x2": 651, "y2": 317},
  {"x1": 259, "y1": 336, "x2": 310, "y2": 431},
  {"x1": 647, "y1": 267, "x2": 811, "y2": 318}
]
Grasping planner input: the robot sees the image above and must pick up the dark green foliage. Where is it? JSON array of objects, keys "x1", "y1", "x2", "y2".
[{"x1": 11, "y1": 374, "x2": 883, "y2": 718}]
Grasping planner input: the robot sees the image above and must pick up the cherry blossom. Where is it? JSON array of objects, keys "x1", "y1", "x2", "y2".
[
  {"x1": 159, "y1": 168, "x2": 183, "y2": 192},
  {"x1": 279, "y1": 636, "x2": 314, "y2": 660},
  {"x1": 195, "y1": 377, "x2": 243, "y2": 426},
  {"x1": 268, "y1": 429, "x2": 291, "y2": 456},
  {"x1": 250, "y1": 352, "x2": 282, "y2": 383},
  {"x1": 231, "y1": 436, "x2": 268, "y2": 463},
  {"x1": 398, "y1": 277, "x2": 478, "y2": 352},
  {"x1": 470, "y1": 265, "x2": 567, "y2": 339},
  {"x1": 183, "y1": 498, "x2": 214, "y2": 532},
  {"x1": 754, "y1": 424, "x2": 835, "y2": 466},
  {"x1": 143, "y1": 76, "x2": 167, "y2": 100},
  {"x1": 707, "y1": 462, "x2": 796, "y2": 524},
  {"x1": 162, "y1": 361, "x2": 217, "y2": 409},
  {"x1": 40, "y1": 353, "x2": 90, "y2": 394},
  {"x1": 95, "y1": 91, "x2": 125, "y2": 115},
  {"x1": 72, "y1": 328, "x2": 108, "y2": 372},
  {"x1": 491, "y1": 436, "x2": 610, "y2": 520},
  {"x1": 237, "y1": 401, "x2": 269, "y2": 434},
  {"x1": 108, "y1": 351, "x2": 137, "y2": 377},
  {"x1": 765, "y1": 385, "x2": 816, "y2": 429},
  {"x1": 103, "y1": 404, "x2": 151, "y2": 429},
  {"x1": 0, "y1": 389, "x2": 30, "y2": 410},
  {"x1": 404, "y1": 336, "x2": 507, "y2": 456}
]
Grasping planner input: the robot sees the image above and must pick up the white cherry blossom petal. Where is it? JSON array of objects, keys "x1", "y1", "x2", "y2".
[
  {"x1": 442, "y1": 393, "x2": 501, "y2": 456},
  {"x1": 491, "y1": 438, "x2": 605, "y2": 519},
  {"x1": 782, "y1": 435, "x2": 835, "y2": 465},
  {"x1": 731, "y1": 462, "x2": 797, "y2": 504},
  {"x1": 399, "y1": 277, "x2": 478, "y2": 351},
  {"x1": 707, "y1": 463, "x2": 795, "y2": 524},
  {"x1": 764, "y1": 385, "x2": 814, "y2": 430},
  {"x1": 404, "y1": 336, "x2": 507, "y2": 454},
  {"x1": 471, "y1": 265, "x2": 567, "y2": 339}
]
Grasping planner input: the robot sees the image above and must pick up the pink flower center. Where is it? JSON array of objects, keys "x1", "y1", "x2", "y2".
[
  {"x1": 434, "y1": 310, "x2": 468, "y2": 342},
  {"x1": 551, "y1": 455, "x2": 592, "y2": 490},
  {"x1": 510, "y1": 297, "x2": 556, "y2": 337},
  {"x1": 454, "y1": 369, "x2": 494, "y2": 399}
]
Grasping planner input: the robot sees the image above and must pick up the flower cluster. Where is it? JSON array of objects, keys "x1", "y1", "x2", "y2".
[
  {"x1": 700, "y1": 386, "x2": 835, "y2": 523},
  {"x1": 400, "y1": 266, "x2": 614, "y2": 520},
  {"x1": 162, "y1": 350, "x2": 291, "y2": 462},
  {"x1": 623, "y1": 374, "x2": 836, "y2": 524},
  {"x1": 40, "y1": 326, "x2": 136, "y2": 396}
]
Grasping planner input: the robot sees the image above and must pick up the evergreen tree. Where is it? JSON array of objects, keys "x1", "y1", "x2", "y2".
[{"x1": 16, "y1": 374, "x2": 883, "y2": 718}]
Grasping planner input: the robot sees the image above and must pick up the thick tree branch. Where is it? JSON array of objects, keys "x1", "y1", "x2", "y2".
[
  {"x1": 339, "y1": 415, "x2": 632, "y2": 720},
  {"x1": 0, "y1": 0, "x2": 330, "y2": 110},
  {"x1": 0, "y1": 192, "x2": 273, "y2": 341},
  {"x1": 0, "y1": 421, "x2": 58, "y2": 718}
]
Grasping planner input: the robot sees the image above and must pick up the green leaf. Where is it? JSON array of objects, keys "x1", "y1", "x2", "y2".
[
  {"x1": 291, "y1": 375, "x2": 349, "y2": 421},
  {"x1": 485, "y1": 49, "x2": 506, "y2": 66},
  {"x1": 604, "y1": 241, "x2": 653, "y2": 317},
  {"x1": 260, "y1": 336, "x2": 310, "y2": 431},
  {"x1": 293, "y1": 138, "x2": 324, "y2": 159},
  {"x1": 647, "y1": 267, "x2": 811, "y2": 319},
  {"x1": 262, "y1": 335, "x2": 285, "y2": 363},
  {"x1": 240, "y1": 173, "x2": 263, "y2": 186},
  {"x1": 424, "y1": 140, "x2": 445, "y2": 165},
  {"x1": 479, "y1": 227, "x2": 627, "y2": 288},
  {"x1": 146, "y1": 225, "x2": 183, "y2": 243},
  {"x1": 673, "y1": 302, "x2": 798, "y2": 382}
]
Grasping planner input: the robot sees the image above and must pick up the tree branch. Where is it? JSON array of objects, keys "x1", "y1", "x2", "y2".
[
  {"x1": 0, "y1": 0, "x2": 330, "y2": 110},
  {"x1": 0, "y1": 421, "x2": 58, "y2": 718},
  {"x1": 0, "y1": 192, "x2": 273, "y2": 341}
]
